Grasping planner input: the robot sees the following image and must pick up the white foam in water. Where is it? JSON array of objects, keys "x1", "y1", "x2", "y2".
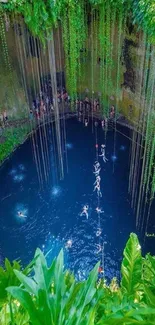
[
  {"x1": 66, "y1": 143, "x2": 73, "y2": 150},
  {"x1": 18, "y1": 164, "x2": 26, "y2": 171},
  {"x1": 13, "y1": 174, "x2": 25, "y2": 183},
  {"x1": 9, "y1": 164, "x2": 26, "y2": 182},
  {"x1": 9, "y1": 168, "x2": 17, "y2": 176},
  {"x1": 120, "y1": 145, "x2": 126, "y2": 151},
  {"x1": 51, "y1": 186, "x2": 62, "y2": 197},
  {"x1": 111, "y1": 155, "x2": 118, "y2": 162}
]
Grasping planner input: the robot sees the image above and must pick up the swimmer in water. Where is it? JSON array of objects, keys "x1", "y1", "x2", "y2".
[
  {"x1": 94, "y1": 182, "x2": 101, "y2": 196},
  {"x1": 96, "y1": 244, "x2": 102, "y2": 254},
  {"x1": 96, "y1": 207, "x2": 104, "y2": 214},
  {"x1": 99, "y1": 144, "x2": 108, "y2": 163},
  {"x1": 18, "y1": 211, "x2": 27, "y2": 218},
  {"x1": 93, "y1": 168, "x2": 101, "y2": 177},
  {"x1": 96, "y1": 228, "x2": 102, "y2": 237},
  {"x1": 94, "y1": 176, "x2": 101, "y2": 185},
  {"x1": 80, "y1": 205, "x2": 89, "y2": 219},
  {"x1": 93, "y1": 181, "x2": 100, "y2": 192},
  {"x1": 94, "y1": 161, "x2": 100, "y2": 170},
  {"x1": 97, "y1": 184, "x2": 102, "y2": 197},
  {"x1": 100, "y1": 153, "x2": 108, "y2": 163},
  {"x1": 97, "y1": 188, "x2": 102, "y2": 198},
  {"x1": 65, "y1": 239, "x2": 72, "y2": 249},
  {"x1": 85, "y1": 119, "x2": 88, "y2": 127},
  {"x1": 94, "y1": 183, "x2": 102, "y2": 197}
]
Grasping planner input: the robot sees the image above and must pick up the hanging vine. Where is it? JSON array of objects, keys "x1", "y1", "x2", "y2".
[
  {"x1": 62, "y1": 0, "x2": 87, "y2": 99},
  {"x1": 105, "y1": 0, "x2": 111, "y2": 109},
  {"x1": 0, "y1": 6, "x2": 12, "y2": 73},
  {"x1": 98, "y1": 1, "x2": 105, "y2": 114},
  {"x1": 115, "y1": 4, "x2": 123, "y2": 114}
]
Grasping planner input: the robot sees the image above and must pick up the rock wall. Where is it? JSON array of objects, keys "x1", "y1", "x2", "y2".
[{"x1": 0, "y1": 16, "x2": 146, "y2": 122}]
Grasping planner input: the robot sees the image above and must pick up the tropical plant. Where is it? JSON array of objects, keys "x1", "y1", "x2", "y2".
[{"x1": 0, "y1": 233, "x2": 154, "y2": 324}]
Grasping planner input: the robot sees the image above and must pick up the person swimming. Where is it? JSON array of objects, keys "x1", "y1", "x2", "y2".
[
  {"x1": 94, "y1": 183, "x2": 102, "y2": 197},
  {"x1": 97, "y1": 188, "x2": 102, "y2": 198},
  {"x1": 94, "y1": 161, "x2": 100, "y2": 170},
  {"x1": 96, "y1": 244, "x2": 102, "y2": 254},
  {"x1": 93, "y1": 168, "x2": 101, "y2": 177},
  {"x1": 99, "y1": 144, "x2": 108, "y2": 163},
  {"x1": 94, "y1": 176, "x2": 101, "y2": 185},
  {"x1": 18, "y1": 211, "x2": 27, "y2": 218},
  {"x1": 96, "y1": 228, "x2": 102, "y2": 237},
  {"x1": 80, "y1": 205, "x2": 89, "y2": 219},
  {"x1": 93, "y1": 181, "x2": 100, "y2": 192},
  {"x1": 96, "y1": 207, "x2": 104, "y2": 214},
  {"x1": 65, "y1": 239, "x2": 72, "y2": 249}
]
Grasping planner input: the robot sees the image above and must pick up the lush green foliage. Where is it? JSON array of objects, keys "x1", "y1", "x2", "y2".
[
  {"x1": 0, "y1": 125, "x2": 30, "y2": 163},
  {"x1": 133, "y1": 0, "x2": 155, "y2": 43},
  {"x1": 62, "y1": 0, "x2": 86, "y2": 99},
  {"x1": 1, "y1": 0, "x2": 155, "y2": 102},
  {"x1": 0, "y1": 233, "x2": 155, "y2": 324},
  {"x1": 2, "y1": 0, "x2": 155, "y2": 44},
  {"x1": 2, "y1": 0, "x2": 61, "y2": 43}
]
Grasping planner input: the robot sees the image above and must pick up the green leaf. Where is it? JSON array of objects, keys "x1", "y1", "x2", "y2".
[
  {"x1": 144, "y1": 286, "x2": 155, "y2": 307},
  {"x1": 14, "y1": 270, "x2": 37, "y2": 295},
  {"x1": 6, "y1": 287, "x2": 42, "y2": 325},
  {"x1": 121, "y1": 233, "x2": 142, "y2": 296}
]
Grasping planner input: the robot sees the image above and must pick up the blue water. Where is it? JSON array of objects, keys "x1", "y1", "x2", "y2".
[{"x1": 0, "y1": 118, "x2": 154, "y2": 280}]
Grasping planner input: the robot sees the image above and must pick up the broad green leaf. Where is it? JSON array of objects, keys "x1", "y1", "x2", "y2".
[
  {"x1": 127, "y1": 306, "x2": 155, "y2": 317},
  {"x1": 121, "y1": 233, "x2": 142, "y2": 296},
  {"x1": 14, "y1": 270, "x2": 37, "y2": 295},
  {"x1": 6, "y1": 287, "x2": 41, "y2": 325},
  {"x1": 144, "y1": 286, "x2": 155, "y2": 307}
]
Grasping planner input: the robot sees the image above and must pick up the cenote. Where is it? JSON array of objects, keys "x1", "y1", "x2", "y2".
[
  {"x1": 0, "y1": 1, "x2": 155, "y2": 322},
  {"x1": 0, "y1": 117, "x2": 154, "y2": 281}
]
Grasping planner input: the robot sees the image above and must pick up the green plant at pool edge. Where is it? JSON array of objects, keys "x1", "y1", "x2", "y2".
[{"x1": 0, "y1": 233, "x2": 155, "y2": 324}]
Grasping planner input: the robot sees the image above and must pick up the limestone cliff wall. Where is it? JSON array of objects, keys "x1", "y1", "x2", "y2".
[{"x1": 0, "y1": 17, "x2": 147, "y2": 122}]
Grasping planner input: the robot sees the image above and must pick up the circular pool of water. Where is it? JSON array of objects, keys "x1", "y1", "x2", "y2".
[{"x1": 0, "y1": 117, "x2": 154, "y2": 280}]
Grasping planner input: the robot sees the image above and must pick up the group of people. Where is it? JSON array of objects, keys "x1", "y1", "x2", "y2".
[
  {"x1": 0, "y1": 82, "x2": 116, "y2": 130},
  {"x1": 79, "y1": 105, "x2": 115, "y2": 130},
  {"x1": 80, "y1": 144, "x2": 107, "y2": 220},
  {"x1": 93, "y1": 161, "x2": 102, "y2": 197},
  {"x1": 76, "y1": 96, "x2": 100, "y2": 113},
  {"x1": 93, "y1": 144, "x2": 108, "y2": 196},
  {"x1": 83, "y1": 118, "x2": 109, "y2": 129},
  {"x1": 78, "y1": 141, "x2": 109, "y2": 274},
  {"x1": 29, "y1": 85, "x2": 70, "y2": 121},
  {"x1": 93, "y1": 145, "x2": 108, "y2": 260},
  {"x1": 93, "y1": 159, "x2": 103, "y2": 255},
  {"x1": 76, "y1": 96, "x2": 115, "y2": 116}
]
